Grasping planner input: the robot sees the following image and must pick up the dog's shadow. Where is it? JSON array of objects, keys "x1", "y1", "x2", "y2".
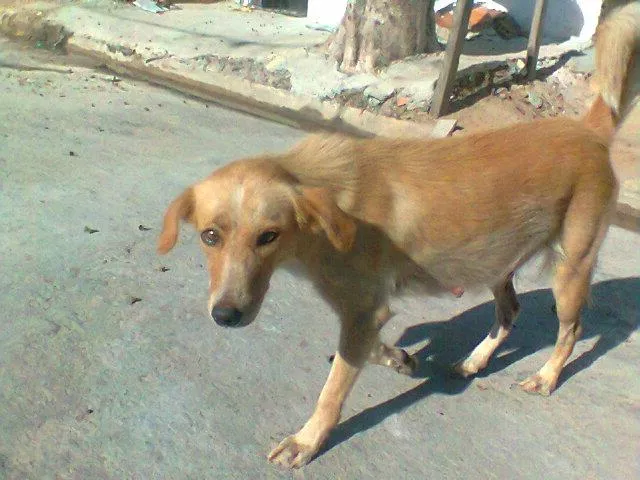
[{"x1": 319, "y1": 277, "x2": 639, "y2": 457}]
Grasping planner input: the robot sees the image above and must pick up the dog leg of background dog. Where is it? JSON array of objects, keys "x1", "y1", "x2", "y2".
[
  {"x1": 455, "y1": 274, "x2": 519, "y2": 377},
  {"x1": 368, "y1": 304, "x2": 418, "y2": 375},
  {"x1": 520, "y1": 202, "x2": 614, "y2": 395},
  {"x1": 268, "y1": 310, "x2": 379, "y2": 468}
]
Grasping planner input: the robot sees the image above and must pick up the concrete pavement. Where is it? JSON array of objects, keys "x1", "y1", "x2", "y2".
[
  {"x1": 1, "y1": 38, "x2": 639, "y2": 479},
  {"x1": 0, "y1": 0, "x2": 595, "y2": 135}
]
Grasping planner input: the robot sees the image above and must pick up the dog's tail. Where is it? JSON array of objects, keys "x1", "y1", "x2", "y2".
[{"x1": 583, "y1": 2, "x2": 640, "y2": 140}]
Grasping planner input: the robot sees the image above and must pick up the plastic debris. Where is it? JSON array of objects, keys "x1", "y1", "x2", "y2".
[
  {"x1": 435, "y1": 1, "x2": 521, "y2": 41},
  {"x1": 305, "y1": 23, "x2": 338, "y2": 33},
  {"x1": 132, "y1": 0, "x2": 168, "y2": 14}
]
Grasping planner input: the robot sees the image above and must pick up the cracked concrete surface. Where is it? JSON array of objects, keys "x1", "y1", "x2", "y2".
[{"x1": 0, "y1": 39, "x2": 639, "y2": 479}]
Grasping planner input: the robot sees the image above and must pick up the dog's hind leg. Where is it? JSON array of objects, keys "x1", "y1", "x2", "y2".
[
  {"x1": 454, "y1": 274, "x2": 519, "y2": 377},
  {"x1": 520, "y1": 199, "x2": 613, "y2": 395},
  {"x1": 519, "y1": 260, "x2": 590, "y2": 395}
]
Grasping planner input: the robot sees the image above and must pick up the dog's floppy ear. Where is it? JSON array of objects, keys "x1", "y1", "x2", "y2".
[
  {"x1": 158, "y1": 187, "x2": 194, "y2": 254},
  {"x1": 295, "y1": 187, "x2": 356, "y2": 252}
]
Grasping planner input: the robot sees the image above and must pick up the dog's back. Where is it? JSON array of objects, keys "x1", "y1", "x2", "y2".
[{"x1": 282, "y1": 116, "x2": 616, "y2": 288}]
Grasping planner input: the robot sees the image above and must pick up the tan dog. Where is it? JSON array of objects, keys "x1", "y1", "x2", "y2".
[{"x1": 158, "y1": 4, "x2": 639, "y2": 469}]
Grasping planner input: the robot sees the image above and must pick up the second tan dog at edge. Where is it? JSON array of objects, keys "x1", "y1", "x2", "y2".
[{"x1": 158, "y1": 5, "x2": 639, "y2": 469}]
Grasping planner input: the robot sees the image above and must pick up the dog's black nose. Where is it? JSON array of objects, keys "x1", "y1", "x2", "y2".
[{"x1": 211, "y1": 306, "x2": 243, "y2": 327}]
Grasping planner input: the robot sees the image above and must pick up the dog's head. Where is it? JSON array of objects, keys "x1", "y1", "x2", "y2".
[{"x1": 158, "y1": 158, "x2": 356, "y2": 328}]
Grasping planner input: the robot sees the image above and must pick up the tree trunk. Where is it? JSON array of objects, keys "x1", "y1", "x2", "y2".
[{"x1": 325, "y1": 0, "x2": 441, "y2": 73}]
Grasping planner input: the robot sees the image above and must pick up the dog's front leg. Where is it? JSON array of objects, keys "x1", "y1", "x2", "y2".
[{"x1": 268, "y1": 313, "x2": 376, "y2": 468}]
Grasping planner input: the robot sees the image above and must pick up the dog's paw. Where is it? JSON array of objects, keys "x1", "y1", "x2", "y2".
[
  {"x1": 372, "y1": 346, "x2": 418, "y2": 376},
  {"x1": 268, "y1": 434, "x2": 319, "y2": 469},
  {"x1": 519, "y1": 373, "x2": 556, "y2": 396},
  {"x1": 389, "y1": 349, "x2": 418, "y2": 376},
  {"x1": 453, "y1": 356, "x2": 485, "y2": 378}
]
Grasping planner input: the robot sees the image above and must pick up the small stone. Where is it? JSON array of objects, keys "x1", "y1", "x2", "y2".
[
  {"x1": 493, "y1": 70, "x2": 513, "y2": 84},
  {"x1": 336, "y1": 73, "x2": 378, "y2": 97},
  {"x1": 527, "y1": 91, "x2": 543, "y2": 109},
  {"x1": 379, "y1": 97, "x2": 396, "y2": 117},
  {"x1": 406, "y1": 100, "x2": 427, "y2": 112},
  {"x1": 430, "y1": 119, "x2": 457, "y2": 138},
  {"x1": 508, "y1": 58, "x2": 527, "y2": 77},
  {"x1": 567, "y1": 48, "x2": 595, "y2": 74},
  {"x1": 364, "y1": 82, "x2": 396, "y2": 103}
]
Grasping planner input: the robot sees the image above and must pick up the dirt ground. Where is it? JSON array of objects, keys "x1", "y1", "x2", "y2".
[{"x1": 445, "y1": 72, "x2": 595, "y2": 132}]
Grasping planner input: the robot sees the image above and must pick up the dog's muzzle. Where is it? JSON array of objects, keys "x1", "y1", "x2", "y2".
[{"x1": 211, "y1": 306, "x2": 244, "y2": 328}]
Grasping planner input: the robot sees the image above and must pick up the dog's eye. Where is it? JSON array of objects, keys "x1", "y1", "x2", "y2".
[
  {"x1": 201, "y1": 229, "x2": 220, "y2": 246},
  {"x1": 257, "y1": 231, "x2": 279, "y2": 247}
]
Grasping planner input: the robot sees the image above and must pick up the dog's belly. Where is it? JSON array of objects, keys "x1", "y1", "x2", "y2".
[
  {"x1": 384, "y1": 194, "x2": 563, "y2": 288},
  {"x1": 415, "y1": 224, "x2": 555, "y2": 288}
]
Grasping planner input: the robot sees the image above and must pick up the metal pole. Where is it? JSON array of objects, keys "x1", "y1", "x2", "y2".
[
  {"x1": 526, "y1": 0, "x2": 548, "y2": 81},
  {"x1": 430, "y1": 0, "x2": 473, "y2": 118}
]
